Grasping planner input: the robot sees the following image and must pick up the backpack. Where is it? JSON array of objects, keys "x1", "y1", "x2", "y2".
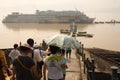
[{"x1": 32, "y1": 49, "x2": 44, "y2": 79}]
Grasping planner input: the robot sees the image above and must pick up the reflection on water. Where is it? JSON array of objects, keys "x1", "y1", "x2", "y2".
[
  {"x1": 1, "y1": 23, "x2": 120, "y2": 51},
  {"x1": 4, "y1": 23, "x2": 69, "y2": 30},
  {"x1": 4, "y1": 23, "x2": 89, "y2": 30}
]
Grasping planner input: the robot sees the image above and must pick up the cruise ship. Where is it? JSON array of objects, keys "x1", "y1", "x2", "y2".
[{"x1": 2, "y1": 10, "x2": 95, "y2": 23}]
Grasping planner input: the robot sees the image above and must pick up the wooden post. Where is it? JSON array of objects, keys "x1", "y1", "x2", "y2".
[
  {"x1": 79, "y1": 42, "x2": 81, "y2": 55},
  {"x1": 111, "y1": 66, "x2": 118, "y2": 80},
  {"x1": 91, "y1": 58, "x2": 95, "y2": 80},
  {"x1": 83, "y1": 54, "x2": 86, "y2": 74},
  {"x1": 80, "y1": 42, "x2": 82, "y2": 54},
  {"x1": 81, "y1": 44, "x2": 84, "y2": 61},
  {"x1": 91, "y1": 58, "x2": 95, "y2": 72}
]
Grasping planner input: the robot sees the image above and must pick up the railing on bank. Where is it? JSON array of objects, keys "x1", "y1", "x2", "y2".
[{"x1": 76, "y1": 43, "x2": 120, "y2": 80}]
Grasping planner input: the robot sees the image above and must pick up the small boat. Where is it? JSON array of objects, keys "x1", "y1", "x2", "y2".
[
  {"x1": 86, "y1": 34, "x2": 93, "y2": 37},
  {"x1": 77, "y1": 31, "x2": 93, "y2": 38},
  {"x1": 77, "y1": 34, "x2": 86, "y2": 36},
  {"x1": 77, "y1": 31, "x2": 87, "y2": 36},
  {"x1": 78, "y1": 31, "x2": 87, "y2": 34},
  {"x1": 60, "y1": 29, "x2": 70, "y2": 34}
]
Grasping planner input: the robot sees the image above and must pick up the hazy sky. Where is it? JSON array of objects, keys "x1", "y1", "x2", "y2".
[{"x1": 0, "y1": 0, "x2": 120, "y2": 20}]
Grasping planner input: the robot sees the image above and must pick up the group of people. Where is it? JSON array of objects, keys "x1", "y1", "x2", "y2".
[{"x1": 5, "y1": 38, "x2": 72, "y2": 80}]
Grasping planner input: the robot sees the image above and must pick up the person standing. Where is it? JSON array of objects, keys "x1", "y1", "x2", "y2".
[
  {"x1": 66, "y1": 48, "x2": 72, "y2": 59},
  {"x1": 9, "y1": 44, "x2": 21, "y2": 62},
  {"x1": 10, "y1": 44, "x2": 38, "y2": 80},
  {"x1": 42, "y1": 40, "x2": 47, "y2": 51},
  {"x1": 59, "y1": 49, "x2": 68, "y2": 80},
  {"x1": 27, "y1": 38, "x2": 43, "y2": 80},
  {"x1": 43, "y1": 45, "x2": 64, "y2": 80},
  {"x1": 33, "y1": 44, "x2": 44, "y2": 79}
]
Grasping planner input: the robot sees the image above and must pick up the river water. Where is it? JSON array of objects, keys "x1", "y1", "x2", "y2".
[{"x1": 0, "y1": 21, "x2": 120, "y2": 51}]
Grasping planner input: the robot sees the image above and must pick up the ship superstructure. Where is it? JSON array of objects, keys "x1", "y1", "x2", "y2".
[{"x1": 2, "y1": 10, "x2": 95, "y2": 23}]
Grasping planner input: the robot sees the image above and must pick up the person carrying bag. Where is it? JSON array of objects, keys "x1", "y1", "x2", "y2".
[{"x1": 10, "y1": 44, "x2": 38, "y2": 80}]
